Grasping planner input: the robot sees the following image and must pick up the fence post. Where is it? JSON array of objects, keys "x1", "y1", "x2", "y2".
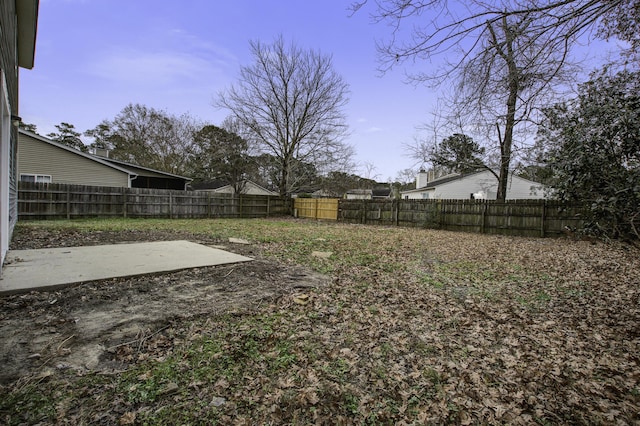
[
  {"x1": 122, "y1": 187, "x2": 127, "y2": 218},
  {"x1": 66, "y1": 187, "x2": 71, "y2": 220},
  {"x1": 267, "y1": 196, "x2": 271, "y2": 217},
  {"x1": 540, "y1": 200, "x2": 546, "y2": 238},
  {"x1": 393, "y1": 199, "x2": 399, "y2": 226},
  {"x1": 481, "y1": 202, "x2": 487, "y2": 234},
  {"x1": 168, "y1": 193, "x2": 173, "y2": 219}
]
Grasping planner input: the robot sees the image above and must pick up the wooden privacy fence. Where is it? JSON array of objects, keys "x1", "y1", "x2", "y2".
[
  {"x1": 19, "y1": 182, "x2": 586, "y2": 238},
  {"x1": 293, "y1": 198, "x2": 340, "y2": 220},
  {"x1": 18, "y1": 182, "x2": 291, "y2": 220},
  {"x1": 338, "y1": 199, "x2": 585, "y2": 237}
]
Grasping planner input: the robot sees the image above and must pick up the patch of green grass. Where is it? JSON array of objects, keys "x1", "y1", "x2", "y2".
[
  {"x1": 379, "y1": 342, "x2": 393, "y2": 358},
  {"x1": 272, "y1": 341, "x2": 298, "y2": 371},
  {"x1": 0, "y1": 383, "x2": 59, "y2": 424},
  {"x1": 322, "y1": 358, "x2": 351, "y2": 383},
  {"x1": 516, "y1": 289, "x2": 553, "y2": 310},
  {"x1": 418, "y1": 272, "x2": 444, "y2": 289},
  {"x1": 343, "y1": 392, "x2": 360, "y2": 415}
]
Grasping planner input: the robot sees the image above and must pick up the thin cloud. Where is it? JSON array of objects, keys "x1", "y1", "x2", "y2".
[
  {"x1": 84, "y1": 28, "x2": 238, "y2": 87},
  {"x1": 86, "y1": 48, "x2": 220, "y2": 85}
]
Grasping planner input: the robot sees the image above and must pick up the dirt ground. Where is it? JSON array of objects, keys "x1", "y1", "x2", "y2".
[{"x1": 0, "y1": 228, "x2": 328, "y2": 384}]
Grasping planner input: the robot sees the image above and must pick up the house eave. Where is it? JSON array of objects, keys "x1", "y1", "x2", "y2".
[
  {"x1": 16, "y1": 0, "x2": 39, "y2": 69},
  {"x1": 100, "y1": 157, "x2": 193, "y2": 181}
]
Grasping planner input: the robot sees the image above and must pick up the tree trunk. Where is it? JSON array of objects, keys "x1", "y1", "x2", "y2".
[
  {"x1": 279, "y1": 156, "x2": 290, "y2": 197},
  {"x1": 495, "y1": 17, "x2": 519, "y2": 202},
  {"x1": 498, "y1": 89, "x2": 517, "y2": 201}
]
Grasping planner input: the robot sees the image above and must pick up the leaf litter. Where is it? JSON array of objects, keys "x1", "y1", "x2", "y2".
[{"x1": 1, "y1": 219, "x2": 639, "y2": 424}]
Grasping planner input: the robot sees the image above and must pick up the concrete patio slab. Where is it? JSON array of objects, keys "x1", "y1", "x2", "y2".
[{"x1": 0, "y1": 240, "x2": 253, "y2": 295}]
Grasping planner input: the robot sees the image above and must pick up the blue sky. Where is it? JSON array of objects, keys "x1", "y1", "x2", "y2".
[{"x1": 19, "y1": 0, "x2": 619, "y2": 181}]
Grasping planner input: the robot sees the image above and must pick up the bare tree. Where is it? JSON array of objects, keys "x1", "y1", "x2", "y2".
[
  {"x1": 216, "y1": 36, "x2": 351, "y2": 196},
  {"x1": 85, "y1": 104, "x2": 200, "y2": 175},
  {"x1": 352, "y1": 0, "x2": 631, "y2": 199},
  {"x1": 404, "y1": 102, "x2": 455, "y2": 171},
  {"x1": 394, "y1": 168, "x2": 418, "y2": 187},
  {"x1": 361, "y1": 161, "x2": 380, "y2": 181}
]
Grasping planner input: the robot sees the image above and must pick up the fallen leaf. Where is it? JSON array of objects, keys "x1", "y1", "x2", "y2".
[{"x1": 119, "y1": 412, "x2": 136, "y2": 425}]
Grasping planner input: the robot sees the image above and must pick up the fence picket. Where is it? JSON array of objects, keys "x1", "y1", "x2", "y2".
[
  {"x1": 18, "y1": 182, "x2": 290, "y2": 220},
  {"x1": 20, "y1": 182, "x2": 590, "y2": 238},
  {"x1": 337, "y1": 198, "x2": 585, "y2": 237}
]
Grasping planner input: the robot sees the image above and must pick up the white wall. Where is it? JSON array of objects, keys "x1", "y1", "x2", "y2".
[
  {"x1": 403, "y1": 190, "x2": 434, "y2": 200},
  {"x1": 402, "y1": 171, "x2": 546, "y2": 200},
  {"x1": 504, "y1": 175, "x2": 546, "y2": 199},
  {"x1": 433, "y1": 171, "x2": 545, "y2": 200}
]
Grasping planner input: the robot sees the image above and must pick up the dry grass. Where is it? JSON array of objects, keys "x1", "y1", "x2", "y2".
[{"x1": 2, "y1": 218, "x2": 639, "y2": 425}]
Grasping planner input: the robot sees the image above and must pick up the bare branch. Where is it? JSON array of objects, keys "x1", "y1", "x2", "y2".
[{"x1": 216, "y1": 36, "x2": 351, "y2": 195}]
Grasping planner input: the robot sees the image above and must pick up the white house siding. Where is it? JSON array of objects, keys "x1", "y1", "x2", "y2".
[
  {"x1": 503, "y1": 175, "x2": 546, "y2": 199},
  {"x1": 433, "y1": 172, "x2": 499, "y2": 199},
  {"x1": 18, "y1": 132, "x2": 131, "y2": 187},
  {"x1": 197, "y1": 181, "x2": 278, "y2": 196},
  {"x1": 401, "y1": 171, "x2": 546, "y2": 200},
  {"x1": 403, "y1": 189, "x2": 435, "y2": 200}
]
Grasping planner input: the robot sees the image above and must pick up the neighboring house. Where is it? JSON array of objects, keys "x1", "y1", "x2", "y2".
[
  {"x1": 345, "y1": 189, "x2": 372, "y2": 200},
  {"x1": 18, "y1": 130, "x2": 192, "y2": 190},
  {"x1": 372, "y1": 187, "x2": 392, "y2": 199},
  {"x1": 97, "y1": 157, "x2": 192, "y2": 190},
  {"x1": 192, "y1": 180, "x2": 278, "y2": 196},
  {"x1": 345, "y1": 187, "x2": 392, "y2": 200},
  {"x1": 1, "y1": 1, "x2": 38, "y2": 267},
  {"x1": 18, "y1": 130, "x2": 135, "y2": 187},
  {"x1": 311, "y1": 189, "x2": 341, "y2": 198},
  {"x1": 401, "y1": 170, "x2": 546, "y2": 200}
]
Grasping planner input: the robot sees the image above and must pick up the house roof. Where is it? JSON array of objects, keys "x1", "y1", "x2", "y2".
[
  {"x1": 401, "y1": 169, "x2": 544, "y2": 195},
  {"x1": 346, "y1": 189, "x2": 372, "y2": 195},
  {"x1": 424, "y1": 172, "x2": 468, "y2": 188},
  {"x1": 192, "y1": 180, "x2": 278, "y2": 195},
  {"x1": 98, "y1": 157, "x2": 192, "y2": 181},
  {"x1": 19, "y1": 129, "x2": 137, "y2": 177},
  {"x1": 372, "y1": 188, "x2": 392, "y2": 197},
  {"x1": 16, "y1": 0, "x2": 39, "y2": 69},
  {"x1": 311, "y1": 189, "x2": 341, "y2": 198},
  {"x1": 19, "y1": 129, "x2": 193, "y2": 183},
  {"x1": 191, "y1": 180, "x2": 229, "y2": 190}
]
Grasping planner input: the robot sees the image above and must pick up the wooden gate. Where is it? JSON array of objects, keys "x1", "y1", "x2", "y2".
[{"x1": 294, "y1": 198, "x2": 339, "y2": 220}]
